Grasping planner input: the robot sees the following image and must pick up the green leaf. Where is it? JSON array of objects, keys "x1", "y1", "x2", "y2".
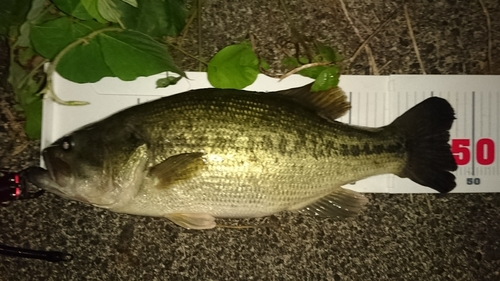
[
  {"x1": 7, "y1": 61, "x2": 42, "y2": 106},
  {"x1": 0, "y1": 0, "x2": 31, "y2": 36},
  {"x1": 94, "y1": 0, "x2": 187, "y2": 37},
  {"x1": 30, "y1": 17, "x2": 106, "y2": 59},
  {"x1": 24, "y1": 97, "x2": 43, "y2": 139},
  {"x1": 81, "y1": 0, "x2": 107, "y2": 23},
  {"x1": 15, "y1": 0, "x2": 46, "y2": 47},
  {"x1": 281, "y1": 56, "x2": 310, "y2": 69},
  {"x1": 315, "y1": 43, "x2": 338, "y2": 62},
  {"x1": 121, "y1": 0, "x2": 138, "y2": 7},
  {"x1": 207, "y1": 43, "x2": 260, "y2": 89},
  {"x1": 120, "y1": 0, "x2": 187, "y2": 37},
  {"x1": 56, "y1": 29, "x2": 184, "y2": 83},
  {"x1": 298, "y1": 65, "x2": 329, "y2": 79},
  {"x1": 7, "y1": 60, "x2": 26, "y2": 90},
  {"x1": 260, "y1": 59, "x2": 270, "y2": 71},
  {"x1": 156, "y1": 75, "x2": 182, "y2": 88},
  {"x1": 7, "y1": 60, "x2": 43, "y2": 139},
  {"x1": 281, "y1": 57, "x2": 300, "y2": 68},
  {"x1": 311, "y1": 66, "x2": 340, "y2": 92},
  {"x1": 18, "y1": 47, "x2": 37, "y2": 66},
  {"x1": 52, "y1": 0, "x2": 93, "y2": 20},
  {"x1": 56, "y1": 37, "x2": 114, "y2": 82},
  {"x1": 98, "y1": 0, "x2": 128, "y2": 26}
]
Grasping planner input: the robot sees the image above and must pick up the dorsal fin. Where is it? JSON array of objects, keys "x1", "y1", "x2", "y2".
[{"x1": 271, "y1": 83, "x2": 351, "y2": 120}]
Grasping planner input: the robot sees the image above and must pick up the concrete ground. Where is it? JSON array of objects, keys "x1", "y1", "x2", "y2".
[{"x1": 1, "y1": 0, "x2": 499, "y2": 280}]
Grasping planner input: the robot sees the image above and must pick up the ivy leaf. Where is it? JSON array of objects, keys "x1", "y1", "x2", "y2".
[
  {"x1": 281, "y1": 57, "x2": 300, "y2": 69},
  {"x1": 8, "y1": 61, "x2": 42, "y2": 107},
  {"x1": 24, "y1": 97, "x2": 43, "y2": 139},
  {"x1": 30, "y1": 17, "x2": 106, "y2": 59},
  {"x1": 81, "y1": 0, "x2": 107, "y2": 23},
  {"x1": 17, "y1": 47, "x2": 37, "y2": 66},
  {"x1": 119, "y1": 0, "x2": 187, "y2": 37},
  {"x1": 97, "y1": 0, "x2": 128, "y2": 26},
  {"x1": 281, "y1": 56, "x2": 309, "y2": 69},
  {"x1": 93, "y1": 0, "x2": 186, "y2": 37},
  {"x1": 121, "y1": 0, "x2": 138, "y2": 7},
  {"x1": 52, "y1": 0, "x2": 93, "y2": 20},
  {"x1": 0, "y1": 0, "x2": 31, "y2": 36},
  {"x1": 16, "y1": 0, "x2": 46, "y2": 47},
  {"x1": 56, "y1": 37, "x2": 114, "y2": 83},
  {"x1": 207, "y1": 43, "x2": 260, "y2": 89},
  {"x1": 311, "y1": 66, "x2": 340, "y2": 92},
  {"x1": 260, "y1": 59, "x2": 270, "y2": 71},
  {"x1": 315, "y1": 42, "x2": 339, "y2": 62},
  {"x1": 56, "y1": 29, "x2": 185, "y2": 83},
  {"x1": 298, "y1": 65, "x2": 329, "y2": 79},
  {"x1": 7, "y1": 61, "x2": 43, "y2": 139},
  {"x1": 156, "y1": 75, "x2": 182, "y2": 88}
]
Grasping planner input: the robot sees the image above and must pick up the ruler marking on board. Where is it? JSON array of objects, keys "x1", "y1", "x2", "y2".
[
  {"x1": 472, "y1": 91, "x2": 475, "y2": 176},
  {"x1": 45, "y1": 74, "x2": 500, "y2": 193},
  {"x1": 348, "y1": 91, "x2": 352, "y2": 124},
  {"x1": 488, "y1": 91, "x2": 491, "y2": 136}
]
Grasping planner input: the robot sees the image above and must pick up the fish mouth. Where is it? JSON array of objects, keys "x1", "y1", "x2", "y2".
[
  {"x1": 42, "y1": 148, "x2": 73, "y2": 188},
  {"x1": 25, "y1": 167, "x2": 68, "y2": 198}
]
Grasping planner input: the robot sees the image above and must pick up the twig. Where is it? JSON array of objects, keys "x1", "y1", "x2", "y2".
[
  {"x1": 425, "y1": 195, "x2": 433, "y2": 213},
  {"x1": 478, "y1": 0, "x2": 492, "y2": 73},
  {"x1": 0, "y1": 100, "x2": 25, "y2": 138},
  {"x1": 279, "y1": 62, "x2": 332, "y2": 81},
  {"x1": 344, "y1": 15, "x2": 393, "y2": 68},
  {"x1": 17, "y1": 58, "x2": 48, "y2": 89},
  {"x1": 338, "y1": 0, "x2": 379, "y2": 74},
  {"x1": 177, "y1": 0, "x2": 201, "y2": 49},
  {"x1": 403, "y1": 4, "x2": 426, "y2": 74},
  {"x1": 378, "y1": 60, "x2": 392, "y2": 73},
  {"x1": 168, "y1": 43, "x2": 208, "y2": 65},
  {"x1": 197, "y1": 0, "x2": 203, "y2": 72},
  {"x1": 248, "y1": 33, "x2": 280, "y2": 78}
]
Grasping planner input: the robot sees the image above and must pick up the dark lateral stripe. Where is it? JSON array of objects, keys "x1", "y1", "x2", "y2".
[{"x1": 339, "y1": 142, "x2": 404, "y2": 157}]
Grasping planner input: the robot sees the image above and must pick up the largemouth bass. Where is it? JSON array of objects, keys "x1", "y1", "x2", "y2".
[{"x1": 28, "y1": 84, "x2": 457, "y2": 229}]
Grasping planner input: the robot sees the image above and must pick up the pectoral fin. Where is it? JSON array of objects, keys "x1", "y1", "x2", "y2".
[
  {"x1": 149, "y1": 152, "x2": 206, "y2": 189},
  {"x1": 166, "y1": 213, "x2": 216, "y2": 229},
  {"x1": 295, "y1": 188, "x2": 368, "y2": 218}
]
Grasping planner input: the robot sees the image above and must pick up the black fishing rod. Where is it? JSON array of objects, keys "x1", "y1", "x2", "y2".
[{"x1": 0, "y1": 168, "x2": 72, "y2": 262}]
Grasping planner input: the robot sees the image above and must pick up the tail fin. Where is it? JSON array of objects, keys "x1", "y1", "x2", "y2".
[{"x1": 390, "y1": 97, "x2": 458, "y2": 193}]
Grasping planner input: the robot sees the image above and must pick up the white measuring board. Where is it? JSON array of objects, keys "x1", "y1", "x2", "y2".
[{"x1": 42, "y1": 72, "x2": 500, "y2": 193}]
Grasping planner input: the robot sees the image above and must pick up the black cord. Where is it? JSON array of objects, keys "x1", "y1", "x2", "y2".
[{"x1": 0, "y1": 244, "x2": 72, "y2": 262}]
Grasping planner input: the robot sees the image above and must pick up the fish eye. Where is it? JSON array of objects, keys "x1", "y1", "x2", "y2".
[{"x1": 61, "y1": 136, "x2": 74, "y2": 151}]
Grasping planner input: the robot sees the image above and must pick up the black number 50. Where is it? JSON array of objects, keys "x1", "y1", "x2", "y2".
[{"x1": 466, "y1": 178, "x2": 481, "y2": 185}]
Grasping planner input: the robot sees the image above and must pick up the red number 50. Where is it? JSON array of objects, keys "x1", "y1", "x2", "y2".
[{"x1": 451, "y1": 138, "x2": 495, "y2": 166}]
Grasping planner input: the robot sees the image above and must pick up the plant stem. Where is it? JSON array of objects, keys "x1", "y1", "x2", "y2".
[
  {"x1": 44, "y1": 27, "x2": 123, "y2": 105},
  {"x1": 279, "y1": 62, "x2": 332, "y2": 81},
  {"x1": 197, "y1": 0, "x2": 203, "y2": 71},
  {"x1": 478, "y1": 0, "x2": 492, "y2": 73},
  {"x1": 168, "y1": 43, "x2": 208, "y2": 65},
  {"x1": 17, "y1": 58, "x2": 48, "y2": 89},
  {"x1": 177, "y1": 0, "x2": 201, "y2": 48},
  {"x1": 403, "y1": 4, "x2": 426, "y2": 74}
]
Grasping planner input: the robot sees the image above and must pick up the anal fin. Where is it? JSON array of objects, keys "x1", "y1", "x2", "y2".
[
  {"x1": 166, "y1": 213, "x2": 216, "y2": 229},
  {"x1": 296, "y1": 188, "x2": 368, "y2": 219}
]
